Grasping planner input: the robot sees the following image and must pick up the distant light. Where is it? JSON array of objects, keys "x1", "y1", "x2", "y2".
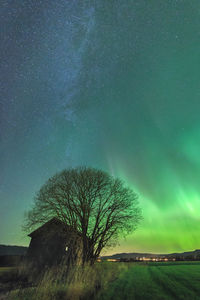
[{"x1": 107, "y1": 259, "x2": 118, "y2": 262}]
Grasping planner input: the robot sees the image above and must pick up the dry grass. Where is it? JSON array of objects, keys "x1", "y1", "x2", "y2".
[{"x1": 7, "y1": 262, "x2": 129, "y2": 300}]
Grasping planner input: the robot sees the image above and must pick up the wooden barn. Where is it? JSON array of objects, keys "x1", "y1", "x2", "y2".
[{"x1": 27, "y1": 218, "x2": 83, "y2": 268}]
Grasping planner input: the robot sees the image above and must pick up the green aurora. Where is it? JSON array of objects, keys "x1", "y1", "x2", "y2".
[{"x1": 1, "y1": 1, "x2": 200, "y2": 254}]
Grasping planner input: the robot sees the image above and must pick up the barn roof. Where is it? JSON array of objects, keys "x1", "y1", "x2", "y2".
[{"x1": 28, "y1": 217, "x2": 71, "y2": 238}]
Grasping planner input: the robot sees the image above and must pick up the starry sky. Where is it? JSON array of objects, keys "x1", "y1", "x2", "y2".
[{"x1": 1, "y1": 0, "x2": 200, "y2": 255}]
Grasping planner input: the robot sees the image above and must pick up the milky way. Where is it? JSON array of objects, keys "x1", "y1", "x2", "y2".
[{"x1": 1, "y1": 1, "x2": 200, "y2": 254}]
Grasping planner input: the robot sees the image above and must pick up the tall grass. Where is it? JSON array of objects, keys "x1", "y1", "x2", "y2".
[{"x1": 8, "y1": 262, "x2": 129, "y2": 300}]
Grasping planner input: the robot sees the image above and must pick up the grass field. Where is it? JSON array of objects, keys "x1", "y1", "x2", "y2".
[
  {"x1": 3, "y1": 262, "x2": 200, "y2": 299},
  {"x1": 0, "y1": 268, "x2": 14, "y2": 274},
  {"x1": 98, "y1": 261, "x2": 200, "y2": 300}
]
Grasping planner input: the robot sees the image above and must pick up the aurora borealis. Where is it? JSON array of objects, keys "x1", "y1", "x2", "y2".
[{"x1": 1, "y1": 1, "x2": 200, "y2": 254}]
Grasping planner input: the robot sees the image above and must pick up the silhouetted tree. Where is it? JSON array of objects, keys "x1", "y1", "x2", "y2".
[{"x1": 24, "y1": 167, "x2": 142, "y2": 264}]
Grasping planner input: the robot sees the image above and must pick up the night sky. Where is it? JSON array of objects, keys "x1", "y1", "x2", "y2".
[{"x1": 1, "y1": 1, "x2": 200, "y2": 255}]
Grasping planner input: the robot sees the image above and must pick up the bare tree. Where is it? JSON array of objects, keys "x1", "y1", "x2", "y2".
[{"x1": 24, "y1": 167, "x2": 142, "y2": 264}]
